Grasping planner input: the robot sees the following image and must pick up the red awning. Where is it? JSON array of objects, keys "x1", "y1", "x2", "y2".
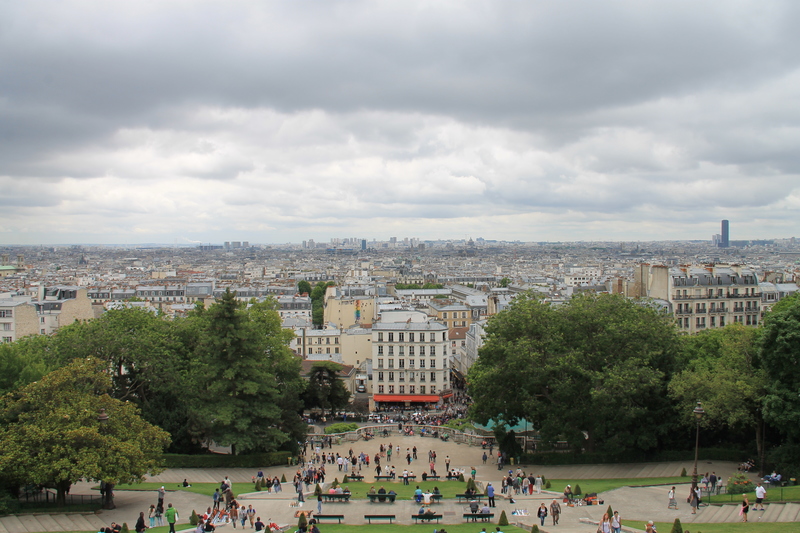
[
  {"x1": 373, "y1": 394, "x2": 440, "y2": 403},
  {"x1": 441, "y1": 393, "x2": 453, "y2": 399}
]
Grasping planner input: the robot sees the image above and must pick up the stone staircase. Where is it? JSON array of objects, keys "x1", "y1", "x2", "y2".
[{"x1": 0, "y1": 513, "x2": 106, "y2": 533}]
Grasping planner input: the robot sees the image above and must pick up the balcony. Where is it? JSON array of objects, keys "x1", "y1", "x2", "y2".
[{"x1": 675, "y1": 309, "x2": 693, "y2": 315}]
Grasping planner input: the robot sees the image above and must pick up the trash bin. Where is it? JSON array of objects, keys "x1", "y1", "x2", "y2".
[{"x1": 510, "y1": 457, "x2": 514, "y2": 465}]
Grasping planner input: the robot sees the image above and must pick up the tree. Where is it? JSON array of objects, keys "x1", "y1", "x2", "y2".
[
  {"x1": 310, "y1": 281, "x2": 335, "y2": 328},
  {"x1": 302, "y1": 361, "x2": 351, "y2": 416},
  {"x1": 0, "y1": 358, "x2": 170, "y2": 507},
  {"x1": 468, "y1": 293, "x2": 680, "y2": 453},
  {"x1": 669, "y1": 324, "x2": 767, "y2": 469},
  {"x1": 670, "y1": 517, "x2": 683, "y2": 533},
  {"x1": 498, "y1": 277, "x2": 510, "y2": 288},
  {"x1": 297, "y1": 280, "x2": 312, "y2": 296},
  {"x1": 184, "y1": 290, "x2": 305, "y2": 453},
  {"x1": 757, "y1": 294, "x2": 800, "y2": 473},
  {"x1": 0, "y1": 335, "x2": 52, "y2": 395}
]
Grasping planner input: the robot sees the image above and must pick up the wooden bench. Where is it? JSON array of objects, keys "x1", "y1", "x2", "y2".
[
  {"x1": 321, "y1": 494, "x2": 351, "y2": 502},
  {"x1": 346, "y1": 475, "x2": 364, "y2": 481},
  {"x1": 446, "y1": 475, "x2": 462, "y2": 481},
  {"x1": 413, "y1": 494, "x2": 443, "y2": 504},
  {"x1": 456, "y1": 494, "x2": 484, "y2": 503},
  {"x1": 314, "y1": 515, "x2": 344, "y2": 523},
  {"x1": 374, "y1": 475, "x2": 394, "y2": 481},
  {"x1": 423, "y1": 475, "x2": 441, "y2": 480},
  {"x1": 364, "y1": 515, "x2": 396, "y2": 524},
  {"x1": 367, "y1": 493, "x2": 397, "y2": 503},
  {"x1": 412, "y1": 514, "x2": 443, "y2": 524},
  {"x1": 464, "y1": 513, "x2": 494, "y2": 522}
]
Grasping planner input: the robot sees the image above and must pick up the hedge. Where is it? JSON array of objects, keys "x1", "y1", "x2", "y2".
[
  {"x1": 520, "y1": 447, "x2": 745, "y2": 466},
  {"x1": 162, "y1": 452, "x2": 292, "y2": 469}
]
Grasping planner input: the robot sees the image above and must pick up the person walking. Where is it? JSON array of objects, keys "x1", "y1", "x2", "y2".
[
  {"x1": 317, "y1": 493, "x2": 323, "y2": 515},
  {"x1": 534, "y1": 474, "x2": 543, "y2": 494},
  {"x1": 487, "y1": 483, "x2": 495, "y2": 507},
  {"x1": 155, "y1": 502, "x2": 164, "y2": 526},
  {"x1": 164, "y1": 503, "x2": 179, "y2": 533},
  {"x1": 598, "y1": 512, "x2": 612, "y2": 533},
  {"x1": 537, "y1": 503, "x2": 548, "y2": 527},
  {"x1": 135, "y1": 512, "x2": 147, "y2": 533},
  {"x1": 148, "y1": 504, "x2": 156, "y2": 528},
  {"x1": 550, "y1": 499, "x2": 560, "y2": 525},
  {"x1": 668, "y1": 486, "x2": 678, "y2": 509},
  {"x1": 689, "y1": 487, "x2": 699, "y2": 514},
  {"x1": 741, "y1": 495, "x2": 750, "y2": 522},
  {"x1": 213, "y1": 489, "x2": 221, "y2": 512},
  {"x1": 611, "y1": 511, "x2": 621, "y2": 533},
  {"x1": 755, "y1": 483, "x2": 767, "y2": 511}
]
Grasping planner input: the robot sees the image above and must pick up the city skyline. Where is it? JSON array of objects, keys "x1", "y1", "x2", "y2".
[{"x1": 2, "y1": 1, "x2": 800, "y2": 245}]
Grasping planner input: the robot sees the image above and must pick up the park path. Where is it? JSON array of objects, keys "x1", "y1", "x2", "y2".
[{"x1": 0, "y1": 430, "x2": 769, "y2": 532}]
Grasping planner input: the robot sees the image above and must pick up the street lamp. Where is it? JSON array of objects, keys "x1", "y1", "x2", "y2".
[{"x1": 692, "y1": 401, "x2": 705, "y2": 491}]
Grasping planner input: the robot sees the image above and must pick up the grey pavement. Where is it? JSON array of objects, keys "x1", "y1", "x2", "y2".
[{"x1": 1, "y1": 432, "x2": 770, "y2": 532}]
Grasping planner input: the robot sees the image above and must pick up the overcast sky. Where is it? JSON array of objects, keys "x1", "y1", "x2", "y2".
[{"x1": 2, "y1": 1, "x2": 799, "y2": 245}]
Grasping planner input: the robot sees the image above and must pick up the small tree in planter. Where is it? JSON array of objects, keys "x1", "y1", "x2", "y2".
[
  {"x1": 314, "y1": 483, "x2": 322, "y2": 497},
  {"x1": 281, "y1": 474, "x2": 287, "y2": 483},
  {"x1": 297, "y1": 512, "x2": 307, "y2": 532},
  {"x1": 190, "y1": 510, "x2": 199, "y2": 526},
  {"x1": 254, "y1": 478, "x2": 262, "y2": 491},
  {"x1": 458, "y1": 473, "x2": 465, "y2": 482},
  {"x1": 680, "y1": 467, "x2": 687, "y2": 477},
  {"x1": 343, "y1": 475, "x2": 349, "y2": 483},
  {"x1": 466, "y1": 478, "x2": 478, "y2": 493},
  {"x1": 531, "y1": 526, "x2": 539, "y2": 533},
  {"x1": 498, "y1": 510, "x2": 509, "y2": 526},
  {"x1": 670, "y1": 517, "x2": 683, "y2": 533},
  {"x1": 574, "y1": 484, "x2": 582, "y2": 498},
  {"x1": 120, "y1": 524, "x2": 130, "y2": 533},
  {"x1": 606, "y1": 505, "x2": 613, "y2": 518}
]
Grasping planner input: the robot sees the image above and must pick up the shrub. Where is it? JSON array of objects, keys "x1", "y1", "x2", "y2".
[
  {"x1": 0, "y1": 494, "x2": 19, "y2": 516},
  {"x1": 121, "y1": 524, "x2": 130, "y2": 533},
  {"x1": 332, "y1": 478, "x2": 340, "y2": 488},
  {"x1": 314, "y1": 484, "x2": 322, "y2": 497},
  {"x1": 670, "y1": 517, "x2": 683, "y2": 533},
  {"x1": 574, "y1": 484, "x2": 582, "y2": 496},
  {"x1": 465, "y1": 478, "x2": 478, "y2": 492},
  {"x1": 498, "y1": 510, "x2": 509, "y2": 526},
  {"x1": 297, "y1": 512, "x2": 307, "y2": 531},
  {"x1": 254, "y1": 478, "x2": 262, "y2": 491},
  {"x1": 531, "y1": 526, "x2": 539, "y2": 533},
  {"x1": 458, "y1": 473, "x2": 465, "y2": 482},
  {"x1": 727, "y1": 473, "x2": 755, "y2": 494},
  {"x1": 680, "y1": 467, "x2": 687, "y2": 477},
  {"x1": 606, "y1": 505, "x2": 613, "y2": 518},
  {"x1": 325, "y1": 423, "x2": 359, "y2": 434},
  {"x1": 190, "y1": 510, "x2": 199, "y2": 526},
  {"x1": 545, "y1": 480, "x2": 551, "y2": 489},
  {"x1": 281, "y1": 474, "x2": 287, "y2": 483},
  {"x1": 163, "y1": 452, "x2": 291, "y2": 468}
]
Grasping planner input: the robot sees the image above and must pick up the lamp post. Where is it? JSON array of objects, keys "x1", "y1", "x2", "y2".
[{"x1": 691, "y1": 401, "x2": 705, "y2": 491}]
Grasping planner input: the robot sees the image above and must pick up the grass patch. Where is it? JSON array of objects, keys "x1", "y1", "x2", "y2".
[
  {"x1": 704, "y1": 485, "x2": 800, "y2": 504},
  {"x1": 544, "y1": 477, "x2": 687, "y2": 495},
  {"x1": 20, "y1": 525, "x2": 526, "y2": 533},
  {"x1": 624, "y1": 520, "x2": 800, "y2": 532},
  {"x1": 108, "y1": 482, "x2": 226, "y2": 498}
]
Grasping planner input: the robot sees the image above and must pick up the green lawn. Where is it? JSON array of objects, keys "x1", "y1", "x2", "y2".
[
  {"x1": 110, "y1": 482, "x2": 223, "y2": 498},
  {"x1": 624, "y1": 520, "x2": 800, "y2": 533},
  {"x1": 704, "y1": 484, "x2": 800, "y2": 504},
  {"x1": 544, "y1": 477, "x2": 688, "y2": 495}
]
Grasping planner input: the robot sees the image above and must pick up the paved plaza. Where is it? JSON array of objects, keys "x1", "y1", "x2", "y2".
[{"x1": 0, "y1": 431, "x2": 769, "y2": 533}]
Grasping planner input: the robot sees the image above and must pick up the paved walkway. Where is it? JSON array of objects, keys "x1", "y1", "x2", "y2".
[{"x1": 0, "y1": 432, "x2": 769, "y2": 533}]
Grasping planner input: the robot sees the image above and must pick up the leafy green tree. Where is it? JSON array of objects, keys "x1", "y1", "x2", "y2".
[
  {"x1": 0, "y1": 358, "x2": 170, "y2": 507},
  {"x1": 302, "y1": 362, "x2": 352, "y2": 417},
  {"x1": 758, "y1": 294, "x2": 800, "y2": 472},
  {"x1": 0, "y1": 335, "x2": 52, "y2": 395},
  {"x1": 498, "y1": 277, "x2": 510, "y2": 288},
  {"x1": 670, "y1": 518, "x2": 683, "y2": 533},
  {"x1": 469, "y1": 293, "x2": 680, "y2": 453},
  {"x1": 297, "y1": 280, "x2": 312, "y2": 296},
  {"x1": 310, "y1": 281, "x2": 335, "y2": 328},
  {"x1": 669, "y1": 324, "x2": 767, "y2": 468},
  {"x1": 185, "y1": 290, "x2": 305, "y2": 453}
]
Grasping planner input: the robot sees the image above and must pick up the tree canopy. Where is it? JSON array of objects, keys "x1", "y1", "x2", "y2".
[
  {"x1": 468, "y1": 293, "x2": 680, "y2": 453},
  {"x1": 301, "y1": 361, "x2": 351, "y2": 416}
]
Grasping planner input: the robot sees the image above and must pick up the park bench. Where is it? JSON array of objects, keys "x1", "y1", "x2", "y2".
[
  {"x1": 422, "y1": 475, "x2": 441, "y2": 480},
  {"x1": 367, "y1": 493, "x2": 397, "y2": 503},
  {"x1": 321, "y1": 494, "x2": 351, "y2": 502},
  {"x1": 413, "y1": 494, "x2": 443, "y2": 504},
  {"x1": 412, "y1": 514, "x2": 442, "y2": 524},
  {"x1": 346, "y1": 474, "x2": 364, "y2": 481},
  {"x1": 374, "y1": 475, "x2": 394, "y2": 481},
  {"x1": 446, "y1": 475, "x2": 462, "y2": 481},
  {"x1": 464, "y1": 513, "x2": 494, "y2": 522},
  {"x1": 456, "y1": 494, "x2": 484, "y2": 503},
  {"x1": 314, "y1": 515, "x2": 344, "y2": 523},
  {"x1": 364, "y1": 515, "x2": 396, "y2": 524}
]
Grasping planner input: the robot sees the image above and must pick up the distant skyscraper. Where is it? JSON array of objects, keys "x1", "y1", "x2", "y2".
[{"x1": 721, "y1": 220, "x2": 730, "y2": 248}]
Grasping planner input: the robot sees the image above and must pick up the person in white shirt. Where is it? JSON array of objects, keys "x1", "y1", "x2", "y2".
[
  {"x1": 754, "y1": 483, "x2": 767, "y2": 510},
  {"x1": 667, "y1": 487, "x2": 678, "y2": 509}
]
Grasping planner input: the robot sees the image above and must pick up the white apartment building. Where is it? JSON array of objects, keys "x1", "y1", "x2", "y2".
[{"x1": 371, "y1": 320, "x2": 450, "y2": 408}]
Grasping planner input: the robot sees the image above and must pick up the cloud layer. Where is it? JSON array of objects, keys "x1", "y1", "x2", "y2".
[{"x1": 1, "y1": 1, "x2": 799, "y2": 244}]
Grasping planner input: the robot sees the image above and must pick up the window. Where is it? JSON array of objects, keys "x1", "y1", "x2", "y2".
[
  {"x1": 326, "y1": 338, "x2": 330, "y2": 344},
  {"x1": 409, "y1": 333, "x2": 415, "y2": 342},
  {"x1": 430, "y1": 346, "x2": 436, "y2": 356},
  {"x1": 420, "y1": 346, "x2": 425, "y2": 356},
  {"x1": 430, "y1": 372, "x2": 436, "y2": 381},
  {"x1": 308, "y1": 348, "x2": 312, "y2": 355},
  {"x1": 443, "y1": 333, "x2": 447, "y2": 341},
  {"x1": 388, "y1": 372, "x2": 394, "y2": 381},
  {"x1": 41, "y1": 317, "x2": 45, "y2": 324},
  {"x1": 388, "y1": 346, "x2": 394, "y2": 355},
  {"x1": 334, "y1": 338, "x2": 339, "y2": 344},
  {"x1": 399, "y1": 386, "x2": 405, "y2": 394},
  {"x1": 420, "y1": 386, "x2": 426, "y2": 394},
  {"x1": 430, "y1": 359, "x2": 435, "y2": 368},
  {"x1": 683, "y1": 317, "x2": 689, "y2": 328},
  {"x1": 410, "y1": 386, "x2": 415, "y2": 394},
  {"x1": 409, "y1": 371, "x2": 415, "y2": 381},
  {"x1": 420, "y1": 372, "x2": 425, "y2": 382},
  {"x1": 2, "y1": 323, "x2": 10, "y2": 331},
  {"x1": 389, "y1": 385, "x2": 394, "y2": 394},
  {"x1": 326, "y1": 347, "x2": 330, "y2": 354},
  {"x1": 378, "y1": 385, "x2": 385, "y2": 393},
  {"x1": 409, "y1": 346, "x2": 415, "y2": 356},
  {"x1": 399, "y1": 359, "x2": 405, "y2": 368},
  {"x1": 419, "y1": 333, "x2": 425, "y2": 342},
  {"x1": 419, "y1": 359, "x2": 425, "y2": 368},
  {"x1": 388, "y1": 332, "x2": 394, "y2": 341},
  {"x1": 378, "y1": 359, "x2": 384, "y2": 368},
  {"x1": 378, "y1": 346, "x2": 384, "y2": 355},
  {"x1": 378, "y1": 332, "x2": 384, "y2": 342},
  {"x1": 430, "y1": 386, "x2": 435, "y2": 394},
  {"x1": 399, "y1": 346, "x2": 404, "y2": 355},
  {"x1": 388, "y1": 359, "x2": 394, "y2": 368},
  {"x1": 378, "y1": 372, "x2": 384, "y2": 381},
  {"x1": 462, "y1": 312, "x2": 467, "y2": 318},
  {"x1": 443, "y1": 312, "x2": 448, "y2": 319},
  {"x1": 0, "y1": 310, "x2": 13, "y2": 318},
  {"x1": 720, "y1": 316, "x2": 725, "y2": 327},
  {"x1": 399, "y1": 332, "x2": 404, "y2": 342},
  {"x1": 335, "y1": 347, "x2": 339, "y2": 353}
]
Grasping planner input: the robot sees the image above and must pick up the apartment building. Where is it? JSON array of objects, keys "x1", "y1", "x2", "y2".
[
  {"x1": 0, "y1": 299, "x2": 39, "y2": 343},
  {"x1": 427, "y1": 299, "x2": 473, "y2": 329},
  {"x1": 371, "y1": 319, "x2": 449, "y2": 407},
  {"x1": 636, "y1": 264, "x2": 761, "y2": 334}
]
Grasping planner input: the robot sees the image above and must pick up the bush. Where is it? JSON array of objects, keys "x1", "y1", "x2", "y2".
[
  {"x1": 0, "y1": 493, "x2": 19, "y2": 516},
  {"x1": 498, "y1": 510, "x2": 509, "y2": 526},
  {"x1": 606, "y1": 505, "x2": 613, "y2": 518},
  {"x1": 298, "y1": 512, "x2": 307, "y2": 531},
  {"x1": 727, "y1": 472, "x2": 755, "y2": 494},
  {"x1": 163, "y1": 452, "x2": 291, "y2": 468},
  {"x1": 545, "y1": 481, "x2": 551, "y2": 489},
  {"x1": 458, "y1": 473, "x2": 465, "y2": 482},
  {"x1": 343, "y1": 475, "x2": 349, "y2": 483},
  {"x1": 324, "y1": 423, "x2": 359, "y2": 434},
  {"x1": 466, "y1": 478, "x2": 477, "y2": 492},
  {"x1": 190, "y1": 510, "x2": 199, "y2": 526},
  {"x1": 531, "y1": 526, "x2": 539, "y2": 533},
  {"x1": 314, "y1": 484, "x2": 322, "y2": 497},
  {"x1": 281, "y1": 474, "x2": 287, "y2": 483},
  {"x1": 332, "y1": 478, "x2": 340, "y2": 488},
  {"x1": 574, "y1": 484, "x2": 582, "y2": 496},
  {"x1": 520, "y1": 447, "x2": 745, "y2": 465},
  {"x1": 670, "y1": 517, "x2": 683, "y2": 533},
  {"x1": 680, "y1": 467, "x2": 687, "y2": 477},
  {"x1": 121, "y1": 523, "x2": 130, "y2": 533}
]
